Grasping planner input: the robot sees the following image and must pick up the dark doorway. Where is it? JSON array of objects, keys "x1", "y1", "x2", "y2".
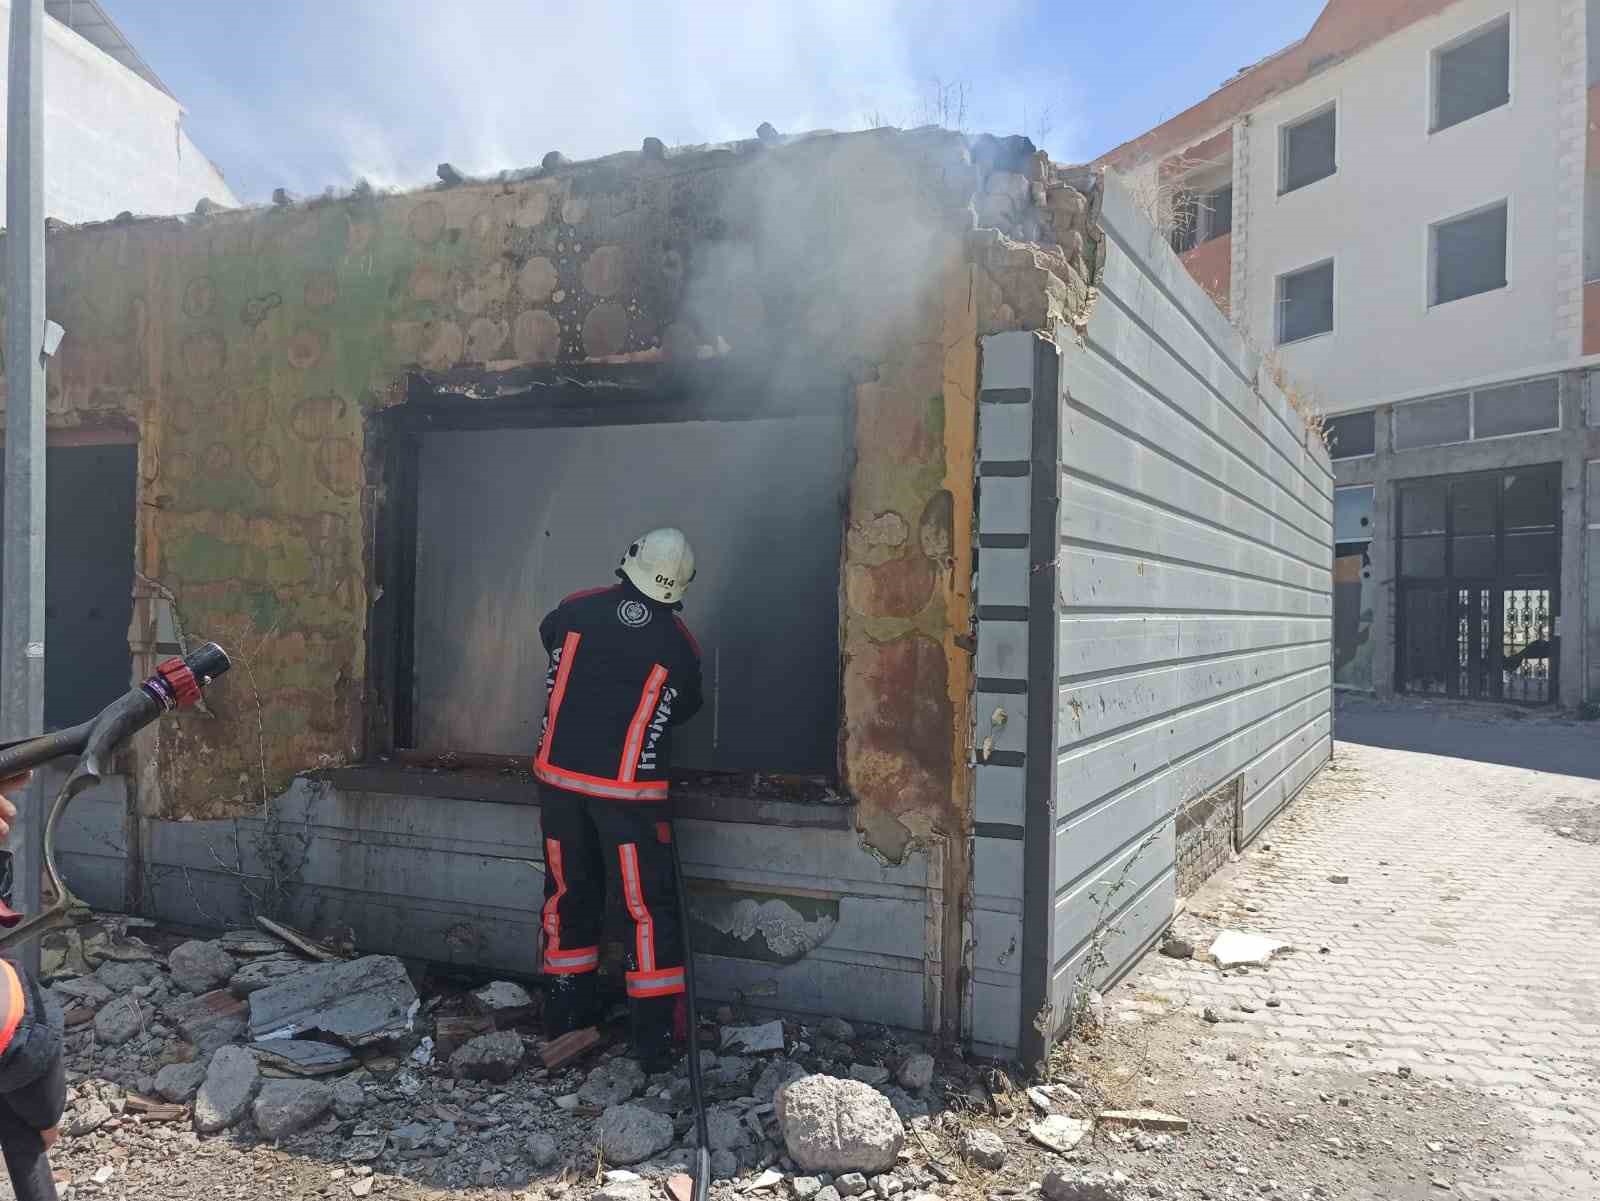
[
  {"x1": 1395, "y1": 465, "x2": 1560, "y2": 704},
  {"x1": 0, "y1": 442, "x2": 138, "y2": 729}
]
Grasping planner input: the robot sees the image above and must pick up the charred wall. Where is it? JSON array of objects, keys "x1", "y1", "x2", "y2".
[{"x1": 0, "y1": 129, "x2": 1100, "y2": 874}]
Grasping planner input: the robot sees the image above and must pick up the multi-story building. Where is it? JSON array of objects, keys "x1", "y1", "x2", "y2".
[
  {"x1": 0, "y1": 0, "x2": 237, "y2": 224},
  {"x1": 1097, "y1": 0, "x2": 1599, "y2": 710}
]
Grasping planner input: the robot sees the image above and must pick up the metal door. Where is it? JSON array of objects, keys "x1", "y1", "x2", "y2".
[{"x1": 1395, "y1": 465, "x2": 1559, "y2": 704}]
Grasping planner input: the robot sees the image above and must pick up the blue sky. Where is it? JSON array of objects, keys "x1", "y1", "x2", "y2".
[{"x1": 109, "y1": 1, "x2": 1327, "y2": 205}]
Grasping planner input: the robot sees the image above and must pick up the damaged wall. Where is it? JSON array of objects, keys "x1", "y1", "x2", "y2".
[{"x1": 16, "y1": 126, "x2": 1110, "y2": 1044}]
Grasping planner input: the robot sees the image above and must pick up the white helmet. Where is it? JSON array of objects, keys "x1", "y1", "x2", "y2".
[{"x1": 620, "y1": 528, "x2": 696, "y2": 605}]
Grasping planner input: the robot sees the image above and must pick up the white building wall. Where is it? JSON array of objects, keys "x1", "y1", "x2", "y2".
[
  {"x1": 0, "y1": 0, "x2": 237, "y2": 225},
  {"x1": 1236, "y1": 0, "x2": 1575, "y2": 414}
]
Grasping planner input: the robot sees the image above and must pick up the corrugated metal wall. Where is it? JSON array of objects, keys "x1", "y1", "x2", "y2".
[
  {"x1": 972, "y1": 174, "x2": 1334, "y2": 1062},
  {"x1": 1047, "y1": 176, "x2": 1335, "y2": 1040}
]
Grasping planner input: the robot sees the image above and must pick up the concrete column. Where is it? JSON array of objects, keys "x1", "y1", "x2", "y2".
[
  {"x1": 1370, "y1": 406, "x2": 1397, "y2": 697},
  {"x1": 1559, "y1": 372, "x2": 1588, "y2": 708}
]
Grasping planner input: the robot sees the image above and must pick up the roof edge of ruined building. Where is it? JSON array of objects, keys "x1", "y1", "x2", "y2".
[
  {"x1": 1092, "y1": 0, "x2": 1466, "y2": 172},
  {"x1": 32, "y1": 124, "x2": 1021, "y2": 241}
]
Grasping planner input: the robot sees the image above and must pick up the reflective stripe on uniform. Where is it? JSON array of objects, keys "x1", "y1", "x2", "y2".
[
  {"x1": 625, "y1": 967, "x2": 685, "y2": 998},
  {"x1": 535, "y1": 631, "x2": 582, "y2": 774},
  {"x1": 617, "y1": 843, "x2": 655, "y2": 974},
  {"x1": 545, "y1": 947, "x2": 599, "y2": 974},
  {"x1": 0, "y1": 960, "x2": 24, "y2": 1056},
  {"x1": 619, "y1": 665, "x2": 669, "y2": 783},
  {"x1": 533, "y1": 761, "x2": 669, "y2": 801}
]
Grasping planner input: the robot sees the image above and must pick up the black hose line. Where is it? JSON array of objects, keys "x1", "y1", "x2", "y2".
[{"x1": 666, "y1": 818, "x2": 711, "y2": 1201}]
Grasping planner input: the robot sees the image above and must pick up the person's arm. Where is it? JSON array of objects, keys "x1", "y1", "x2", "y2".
[
  {"x1": 669, "y1": 619, "x2": 704, "y2": 726},
  {"x1": 539, "y1": 602, "x2": 569, "y2": 655},
  {"x1": 0, "y1": 773, "x2": 61, "y2": 1153}
]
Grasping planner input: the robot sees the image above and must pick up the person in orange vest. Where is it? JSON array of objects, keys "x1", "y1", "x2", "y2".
[
  {"x1": 534, "y1": 530, "x2": 703, "y2": 1069},
  {"x1": 0, "y1": 772, "x2": 65, "y2": 1201}
]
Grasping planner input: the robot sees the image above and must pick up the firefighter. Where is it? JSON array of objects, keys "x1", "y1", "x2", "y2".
[
  {"x1": 534, "y1": 529, "x2": 704, "y2": 1068},
  {"x1": 0, "y1": 772, "x2": 65, "y2": 1201}
]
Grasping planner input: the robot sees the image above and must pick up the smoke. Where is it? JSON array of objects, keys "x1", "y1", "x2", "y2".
[{"x1": 131, "y1": 0, "x2": 1059, "y2": 202}]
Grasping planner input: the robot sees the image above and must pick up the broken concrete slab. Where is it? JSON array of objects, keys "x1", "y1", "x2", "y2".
[
  {"x1": 1205, "y1": 930, "x2": 1290, "y2": 969},
  {"x1": 247, "y1": 955, "x2": 418, "y2": 1047},
  {"x1": 250, "y1": 1039, "x2": 358, "y2": 1077},
  {"x1": 166, "y1": 989, "x2": 250, "y2": 1055},
  {"x1": 217, "y1": 929, "x2": 291, "y2": 957},
  {"x1": 1028, "y1": 1115, "x2": 1092, "y2": 1154},
  {"x1": 1026, "y1": 1084, "x2": 1081, "y2": 1115},
  {"x1": 229, "y1": 955, "x2": 307, "y2": 997},
  {"x1": 470, "y1": 981, "x2": 535, "y2": 1022},
  {"x1": 721, "y1": 1020, "x2": 785, "y2": 1054},
  {"x1": 1096, "y1": 1109, "x2": 1189, "y2": 1132},
  {"x1": 52, "y1": 976, "x2": 114, "y2": 1010},
  {"x1": 93, "y1": 997, "x2": 148, "y2": 1046}
]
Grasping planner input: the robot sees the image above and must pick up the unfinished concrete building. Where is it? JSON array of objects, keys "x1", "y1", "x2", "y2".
[{"x1": 4, "y1": 127, "x2": 1333, "y2": 1062}]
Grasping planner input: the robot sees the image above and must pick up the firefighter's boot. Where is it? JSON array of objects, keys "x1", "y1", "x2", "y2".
[{"x1": 543, "y1": 973, "x2": 597, "y2": 1040}]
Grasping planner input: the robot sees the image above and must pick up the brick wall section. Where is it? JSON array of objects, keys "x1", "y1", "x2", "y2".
[{"x1": 1095, "y1": 0, "x2": 1463, "y2": 173}]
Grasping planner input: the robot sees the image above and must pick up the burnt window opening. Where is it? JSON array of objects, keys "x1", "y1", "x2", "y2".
[
  {"x1": 1168, "y1": 183, "x2": 1232, "y2": 255},
  {"x1": 0, "y1": 442, "x2": 138, "y2": 729},
  {"x1": 1432, "y1": 16, "x2": 1511, "y2": 134},
  {"x1": 1324, "y1": 411, "x2": 1376, "y2": 459},
  {"x1": 368, "y1": 364, "x2": 849, "y2": 786},
  {"x1": 1431, "y1": 201, "x2": 1508, "y2": 307},
  {"x1": 1276, "y1": 259, "x2": 1334, "y2": 345},
  {"x1": 1280, "y1": 105, "x2": 1336, "y2": 195}
]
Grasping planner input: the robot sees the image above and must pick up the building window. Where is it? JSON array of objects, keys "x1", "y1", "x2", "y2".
[
  {"x1": 1168, "y1": 184, "x2": 1233, "y2": 255},
  {"x1": 1279, "y1": 105, "x2": 1336, "y2": 194},
  {"x1": 1432, "y1": 16, "x2": 1511, "y2": 133},
  {"x1": 1276, "y1": 259, "x2": 1334, "y2": 345},
  {"x1": 1394, "y1": 393, "x2": 1470, "y2": 451},
  {"x1": 1391, "y1": 375, "x2": 1558, "y2": 450},
  {"x1": 1431, "y1": 201, "x2": 1507, "y2": 306},
  {"x1": 1325, "y1": 411, "x2": 1375, "y2": 459}
]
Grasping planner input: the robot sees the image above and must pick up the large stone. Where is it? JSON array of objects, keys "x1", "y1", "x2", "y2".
[
  {"x1": 94, "y1": 960, "x2": 157, "y2": 994},
  {"x1": 168, "y1": 940, "x2": 238, "y2": 995},
  {"x1": 1041, "y1": 1170, "x2": 1129, "y2": 1201},
  {"x1": 526, "y1": 1131, "x2": 559, "y2": 1168},
  {"x1": 450, "y1": 1030, "x2": 524, "y2": 1082},
  {"x1": 194, "y1": 1045, "x2": 261, "y2": 1134},
  {"x1": 702, "y1": 1104, "x2": 752, "y2": 1151},
  {"x1": 62, "y1": 1098, "x2": 112, "y2": 1137},
  {"x1": 155, "y1": 1061, "x2": 209, "y2": 1104},
  {"x1": 754, "y1": 1058, "x2": 808, "y2": 1103},
  {"x1": 253, "y1": 1079, "x2": 334, "y2": 1140},
  {"x1": 896, "y1": 1053, "x2": 935, "y2": 1091},
  {"x1": 247, "y1": 955, "x2": 418, "y2": 1047},
  {"x1": 960, "y1": 1128, "x2": 1007, "y2": 1170},
  {"x1": 776, "y1": 1074, "x2": 905, "y2": 1175},
  {"x1": 94, "y1": 997, "x2": 148, "y2": 1046},
  {"x1": 594, "y1": 1104, "x2": 673, "y2": 1165},
  {"x1": 333, "y1": 1078, "x2": 367, "y2": 1119},
  {"x1": 579, "y1": 1057, "x2": 646, "y2": 1107}
]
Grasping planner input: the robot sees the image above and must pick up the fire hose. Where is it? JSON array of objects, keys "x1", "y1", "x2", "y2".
[
  {"x1": 666, "y1": 820, "x2": 710, "y2": 1201},
  {"x1": 0, "y1": 642, "x2": 231, "y2": 945}
]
